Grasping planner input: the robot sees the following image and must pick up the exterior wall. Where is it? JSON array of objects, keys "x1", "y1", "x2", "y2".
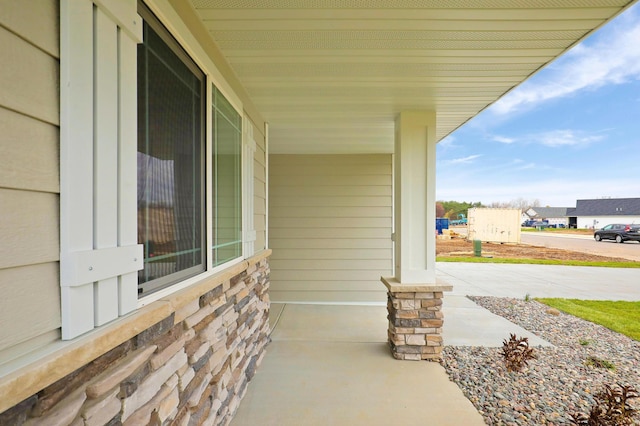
[
  {"x1": 0, "y1": 0, "x2": 61, "y2": 356},
  {"x1": 0, "y1": 1, "x2": 273, "y2": 424},
  {"x1": 578, "y1": 216, "x2": 640, "y2": 229},
  {"x1": 468, "y1": 208, "x2": 521, "y2": 243},
  {"x1": 0, "y1": 253, "x2": 271, "y2": 425},
  {"x1": 269, "y1": 154, "x2": 392, "y2": 302}
]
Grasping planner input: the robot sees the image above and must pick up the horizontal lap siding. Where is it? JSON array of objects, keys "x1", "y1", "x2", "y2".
[
  {"x1": 0, "y1": 2, "x2": 61, "y2": 354},
  {"x1": 0, "y1": 190, "x2": 59, "y2": 270},
  {"x1": 0, "y1": 0, "x2": 59, "y2": 58},
  {"x1": 269, "y1": 154, "x2": 392, "y2": 302},
  {"x1": 0, "y1": 108, "x2": 59, "y2": 193},
  {"x1": 0, "y1": 15, "x2": 59, "y2": 126},
  {"x1": 0, "y1": 264, "x2": 60, "y2": 353}
]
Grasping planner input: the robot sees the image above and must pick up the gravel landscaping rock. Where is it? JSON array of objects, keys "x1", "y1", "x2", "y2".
[{"x1": 441, "y1": 296, "x2": 640, "y2": 425}]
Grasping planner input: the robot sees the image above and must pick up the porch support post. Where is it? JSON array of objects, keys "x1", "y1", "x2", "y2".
[
  {"x1": 394, "y1": 111, "x2": 436, "y2": 282},
  {"x1": 382, "y1": 111, "x2": 452, "y2": 361}
]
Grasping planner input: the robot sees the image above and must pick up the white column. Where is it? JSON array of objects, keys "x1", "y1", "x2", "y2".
[{"x1": 393, "y1": 111, "x2": 437, "y2": 284}]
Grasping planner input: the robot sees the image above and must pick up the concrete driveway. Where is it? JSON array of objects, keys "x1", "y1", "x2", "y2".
[
  {"x1": 521, "y1": 232, "x2": 640, "y2": 261},
  {"x1": 437, "y1": 262, "x2": 639, "y2": 348},
  {"x1": 437, "y1": 262, "x2": 640, "y2": 300}
]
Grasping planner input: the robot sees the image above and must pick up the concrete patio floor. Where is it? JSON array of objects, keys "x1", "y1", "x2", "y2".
[
  {"x1": 232, "y1": 263, "x2": 637, "y2": 425},
  {"x1": 231, "y1": 303, "x2": 487, "y2": 426}
]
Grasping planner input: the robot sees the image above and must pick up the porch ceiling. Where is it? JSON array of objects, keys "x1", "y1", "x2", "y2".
[{"x1": 190, "y1": 0, "x2": 633, "y2": 154}]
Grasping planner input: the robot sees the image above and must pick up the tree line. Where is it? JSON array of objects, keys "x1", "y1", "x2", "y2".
[{"x1": 437, "y1": 198, "x2": 542, "y2": 219}]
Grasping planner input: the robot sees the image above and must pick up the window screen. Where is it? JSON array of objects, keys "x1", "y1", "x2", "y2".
[{"x1": 137, "y1": 6, "x2": 205, "y2": 295}]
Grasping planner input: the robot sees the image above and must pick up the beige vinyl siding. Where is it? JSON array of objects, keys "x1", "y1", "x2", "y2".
[
  {"x1": 0, "y1": 11, "x2": 59, "y2": 126},
  {"x1": 0, "y1": 2, "x2": 61, "y2": 355},
  {"x1": 0, "y1": 264, "x2": 60, "y2": 353},
  {"x1": 269, "y1": 154, "x2": 392, "y2": 302},
  {"x1": 0, "y1": 108, "x2": 59, "y2": 193},
  {"x1": 0, "y1": 0, "x2": 59, "y2": 58},
  {"x1": 0, "y1": 189, "x2": 59, "y2": 270}
]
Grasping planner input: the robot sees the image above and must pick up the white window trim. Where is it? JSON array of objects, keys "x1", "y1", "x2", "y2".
[
  {"x1": 243, "y1": 115, "x2": 257, "y2": 258},
  {"x1": 137, "y1": 257, "x2": 245, "y2": 308},
  {"x1": 264, "y1": 122, "x2": 270, "y2": 249}
]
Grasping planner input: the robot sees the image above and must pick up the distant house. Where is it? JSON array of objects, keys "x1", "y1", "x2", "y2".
[
  {"x1": 568, "y1": 198, "x2": 640, "y2": 229},
  {"x1": 524, "y1": 207, "x2": 571, "y2": 227}
]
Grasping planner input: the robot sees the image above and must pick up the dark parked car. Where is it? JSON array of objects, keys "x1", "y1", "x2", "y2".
[{"x1": 594, "y1": 224, "x2": 640, "y2": 243}]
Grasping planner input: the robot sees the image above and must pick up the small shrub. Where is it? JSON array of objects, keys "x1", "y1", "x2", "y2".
[
  {"x1": 579, "y1": 339, "x2": 591, "y2": 346},
  {"x1": 524, "y1": 293, "x2": 531, "y2": 302},
  {"x1": 500, "y1": 333, "x2": 536, "y2": 372},
  {"x1": 570, "y1": 384, "x2": 638, "y2": 425},
  {"x1": 585, "y1": 356, "x2": 616, "y2": 371}
]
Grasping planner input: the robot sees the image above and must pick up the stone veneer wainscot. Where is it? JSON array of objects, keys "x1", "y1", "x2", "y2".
[
  {"x1": 0, "y1": 251, "x2": 272, "y2": 426},
  {"x1": 381, "y1": 277, "x2": 452, "y2": 361}
]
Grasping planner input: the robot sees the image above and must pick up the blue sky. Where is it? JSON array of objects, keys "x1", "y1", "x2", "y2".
[{"x1": 436, "y1": 3, "x2": 640, "y2": 208}]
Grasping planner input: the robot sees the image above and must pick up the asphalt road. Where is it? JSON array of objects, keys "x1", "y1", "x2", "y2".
[{"x1": 521, "y1": 232, "x2": 640, "y2": 262}]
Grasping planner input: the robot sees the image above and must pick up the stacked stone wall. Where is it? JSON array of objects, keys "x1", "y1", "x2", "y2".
[
  {"x1": 387, "y1": 291, "x2": 445, "y2": 361},
  {"x1": 0, "y1": 257, "x2": 271, "y2": 426}
]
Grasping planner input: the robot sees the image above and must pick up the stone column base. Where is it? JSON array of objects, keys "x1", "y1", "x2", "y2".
[{"x1": 381, "y1": 277, "x2": 453, "y2": 361}]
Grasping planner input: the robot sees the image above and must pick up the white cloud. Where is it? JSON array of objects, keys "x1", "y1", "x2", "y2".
[
  {"x1": 483, "y1": 129, "x2": 606, "y2": 148},
  {"x1": 447, "y1": 154, "x2": 482, "y2": 164},
  {"x1": 439, "y1": 135, "x2": 455, "y2": 146},
  {"x1": 492, "y1": 135, "x2": 516, "y2": 144},
  {"x1": 437, "y1": 135, "x2": 460, "y2": 152},
  {"x1": 515, "y1": 162, "x2": 537, "y2": 170},
  {"x1": 536, "y1": 130, "x2": 604, "y2": 147},
  {"x1": 492, "y1": 4, "x2": 640, "y2": 115}
]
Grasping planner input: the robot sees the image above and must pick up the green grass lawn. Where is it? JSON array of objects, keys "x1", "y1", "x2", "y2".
[
  {"x1": 436, "y1": 256, "x2": 640, "y2": 268},
  {"x1": 521, "y1": 228, "x2": 593, "y2": 235},
  {"x1": 520, "y1": 227, "x2": 594, "y2": 235},
  {"x1": 535, "y1": 299, "x2": 640, "y2": 341}
]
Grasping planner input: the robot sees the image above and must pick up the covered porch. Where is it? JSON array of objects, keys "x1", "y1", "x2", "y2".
[
  {"x1": 232, "y1": 260, "x2": 638, "y2": 424},
  {"x1": 185, "y1": 0, "x2": 638, "y2": 421},
  {"x1": 192, "y1": 0, "x2": 633, "y2": 296},
  {"x1": 188, "y1": 0, "x2": 637, "y2": 357},
  {"x1": 0, "y1": 0, "x2": 636, "y2": 424}
]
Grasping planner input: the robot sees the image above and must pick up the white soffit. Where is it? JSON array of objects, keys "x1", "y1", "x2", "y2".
[{"x1": 190, "y1": 0, "x2": 634, "y2": 154}]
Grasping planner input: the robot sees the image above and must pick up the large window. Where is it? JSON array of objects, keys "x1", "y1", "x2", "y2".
[
  {"x1": 137, "y1": 6, "x2": 205, "y2": 295},
  {"x1": 212, "y1": 86, "x2": 242, "y2": 266},
  {"x1": 136, "y1": 4, "x2": 245, "y2": 296}
]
